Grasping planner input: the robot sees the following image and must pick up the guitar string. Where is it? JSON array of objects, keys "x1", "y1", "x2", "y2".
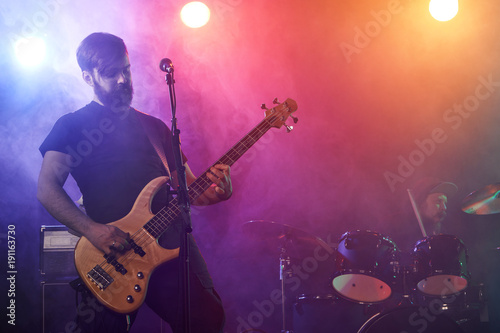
[
  {"x1": 97, "y1": 199, "x2": 187, "y2": 287},
  {"x1": 98, "y1": 197, "x2": 184, "y2": 280}
]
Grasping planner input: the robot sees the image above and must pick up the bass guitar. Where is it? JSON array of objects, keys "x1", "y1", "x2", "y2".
[{"x1": 74, "y1": 98, "x2": 298, "y2": 313}]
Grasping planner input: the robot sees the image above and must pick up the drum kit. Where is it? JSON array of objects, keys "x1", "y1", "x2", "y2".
[{"x1": 242, "y1": 183, "x2": 500, "y2": 333}]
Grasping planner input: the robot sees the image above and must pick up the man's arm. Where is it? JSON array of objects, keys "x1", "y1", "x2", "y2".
[
  {"x1": 37, "y1": 151, "x2": 129, "y2": 254},
  {"x1": 170, "y1": 163, "x2": 232, "y2": 206}
]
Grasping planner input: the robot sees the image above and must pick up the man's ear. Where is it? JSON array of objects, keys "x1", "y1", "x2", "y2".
[{"x1": 82, "y1": 70, "x2": 94, "y2": 87}]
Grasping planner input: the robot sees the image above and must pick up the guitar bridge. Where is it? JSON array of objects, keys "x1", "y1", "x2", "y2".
[{"x1": 87, "y1": 265, "x2": 114, "y2": 290}]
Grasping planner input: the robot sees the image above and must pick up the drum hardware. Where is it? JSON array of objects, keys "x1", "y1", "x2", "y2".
[
  {"x1": 412, "y1": 234, "x2": 470, "y2": 297},
  {"x1": 332, "y1": 230, "x2": 401, "y2": 304},
  {"x1": 394, "y1": 265, "x2": 416, "y2": 307},
  {"x1": 242, "y1": 220, "x2": 333, "y2": 256},
  {"x1": 279, "y1": 248, "x2": 293, "y2": 333},
  {"x1": 243, "y1": 220, "x2": 334, "y2": 333},
  {"x1": 242, "y1": 222, "x2": 480, "y2": 332},
  {"x1": 330, "y1": 230, "x2": 478, "y2": 331}
]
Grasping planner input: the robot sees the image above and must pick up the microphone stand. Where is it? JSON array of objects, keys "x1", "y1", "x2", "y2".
[{"x1": 164, "y1": 66, "x2": 192, "y2": 333}]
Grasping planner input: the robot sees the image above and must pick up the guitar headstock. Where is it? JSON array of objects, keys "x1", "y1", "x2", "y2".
[{"x1": 262, "y1": 98, "x2": 298, "y2": 132}]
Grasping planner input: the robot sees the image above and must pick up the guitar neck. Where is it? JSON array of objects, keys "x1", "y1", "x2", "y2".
[
  {"x1": 188, "y1": 116, "x2": 275, "y2": 201},
  {"x1": 144, "y1": 116, "x2": 276, "y2": 239}
]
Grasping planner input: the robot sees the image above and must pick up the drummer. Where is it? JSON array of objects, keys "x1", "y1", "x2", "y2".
[
  {"x1": 389, "y1": 177, "x2": 458, "y2": 252},
  {"x1": 412, "y1": 177, "x2": 458, "y2": 236}
]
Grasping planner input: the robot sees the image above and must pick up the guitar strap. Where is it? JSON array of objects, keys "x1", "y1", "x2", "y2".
[{"x1": 137, "y1": 112, "x2": 172, "y2": 182}]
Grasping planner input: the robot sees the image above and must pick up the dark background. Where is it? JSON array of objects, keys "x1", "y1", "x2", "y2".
[{"x1": 1, "y1": 0, "x2": 500, "y2": 332}]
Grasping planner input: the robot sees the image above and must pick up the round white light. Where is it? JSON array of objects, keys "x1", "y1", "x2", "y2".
[
  {"x1": 180, "y1": 2, "x2": 211, "y2": 28},
  {"x1": 14, "y1": 36, "x2": 46, "y2": 68},
  {"x1": 429, "y1": 0, "x2": 459, "y2": 22}
]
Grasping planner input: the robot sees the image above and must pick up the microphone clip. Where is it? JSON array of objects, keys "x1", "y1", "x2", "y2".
[{"x1": 159, "y1": 58, "x2": 174, "y2": 74}]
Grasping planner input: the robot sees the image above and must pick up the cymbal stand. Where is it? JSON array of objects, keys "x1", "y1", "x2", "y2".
[
  {"x1": 279, "y1": 238, "x2": 294, "y2": 333},
  {"x1": 397, "y1": 265, "x2": 414, "y2": 307}
]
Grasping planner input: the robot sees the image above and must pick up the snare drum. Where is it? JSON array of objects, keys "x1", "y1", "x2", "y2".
[
  {"x1": 412, "y1": 234, "x2": 470, "y2": 296},
  {"x1": 332, "y1": 230, "x2": 400, "y2": 303}
]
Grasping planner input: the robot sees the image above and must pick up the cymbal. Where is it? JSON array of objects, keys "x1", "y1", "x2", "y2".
[
  {"x1": 242, "y1": 220, "x2": 333, "y2": 254},
  {"x1": 462, "y1": 183, "x2": 500, "y2": 215}
]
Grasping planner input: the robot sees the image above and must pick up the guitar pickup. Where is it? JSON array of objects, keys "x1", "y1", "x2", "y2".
[
  {"x1": 87, "y1": 265, "x2": 114, "y2": 290},
  {"x1": 129, "y1": 239, "x2": 146, "y2": 257},
  {"x1": 114, "y1": 262, "x2": 127, "y2": 275},
  {"x1": 104, "y1": 254, "x2": 128, "y2": 275}
]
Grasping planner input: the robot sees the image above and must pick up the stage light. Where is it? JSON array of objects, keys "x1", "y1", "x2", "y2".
[
  {"x1": 429, "y1": 0, "x2": 459, "y2": 22},
  {"x1": 180, "y1": 2, "x2": 210, "y2": 28},
  {"x1": 14, "y1": 36, "x2": 46, "y2": 68}
]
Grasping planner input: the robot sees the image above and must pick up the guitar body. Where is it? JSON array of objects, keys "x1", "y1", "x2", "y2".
[{"x1": 74, "y1": 176, "x2": 179, "y2": 314}]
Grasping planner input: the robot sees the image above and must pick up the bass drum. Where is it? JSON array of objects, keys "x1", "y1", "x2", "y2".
[
  {"x1": 332, "y1": 230, "x2": 401, "y2": 303},
  {"x1": 293, "y1": 294, "x2": 382, "y2": 333},
  {"x1": 357, "y1": 306, "x2": 465, "y2": 333}
]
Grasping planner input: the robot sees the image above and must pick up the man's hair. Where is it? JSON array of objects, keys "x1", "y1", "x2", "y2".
[{"x1": 76, "y1": 32, "x2": 128, "y2": 73}]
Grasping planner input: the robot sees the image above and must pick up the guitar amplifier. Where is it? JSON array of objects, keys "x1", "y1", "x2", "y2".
[
  {"x1": 41, "y1": 281, "x2": 78, "y2": 333},
  {"x1": 40, "y1": 225, "x2": 80, "y2": 281}
]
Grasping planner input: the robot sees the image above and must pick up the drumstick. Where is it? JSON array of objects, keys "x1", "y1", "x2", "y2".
[{"x1": 407, "y1": 188, "x2": 427, "y2": 238}]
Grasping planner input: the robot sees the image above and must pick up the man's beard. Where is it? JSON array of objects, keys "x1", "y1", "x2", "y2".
[
  {"x1": 94, "y1": 81, "x2": 134, "y2": 111},
  {"x1": 435, "y1": 211, "x2": 446, "y2": 222}
]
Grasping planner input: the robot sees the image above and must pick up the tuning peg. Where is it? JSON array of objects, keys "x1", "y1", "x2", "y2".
[
  {"x1": 261, "y1": 104, "x2": 268, "y2": 110},
  {"x1": 285, "y1": 125, "x2": 293, "y2": 133},
  {"x1": 290, "y1": 115, "x2": 299, "y2": 124},
  {"x1": 272, "y1": 98, "x2": 280, "y2": 105}
]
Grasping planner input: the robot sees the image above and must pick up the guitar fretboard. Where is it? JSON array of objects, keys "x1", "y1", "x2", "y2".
[{"x1": 143, "y1": 98, "x2": 297, "y2": 239}]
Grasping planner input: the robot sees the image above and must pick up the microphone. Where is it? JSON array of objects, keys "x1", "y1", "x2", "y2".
[{"x1": 159, "y1": 58, "x2": 174, "y2": 73}]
